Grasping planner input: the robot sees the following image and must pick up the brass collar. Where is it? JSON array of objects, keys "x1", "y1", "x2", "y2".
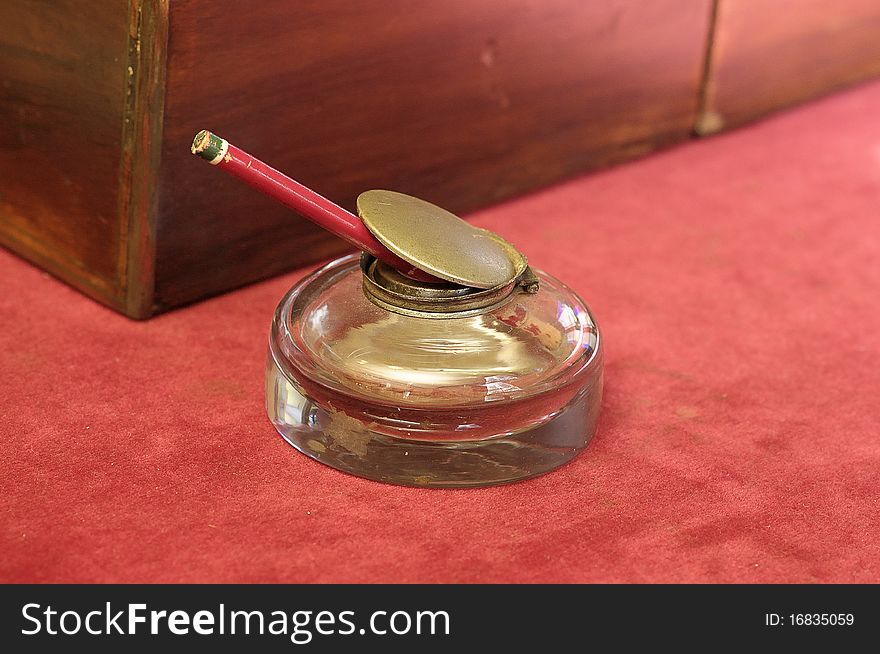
[{"x1": 360, "y1": 254, "x2": 539, "y2": 319}]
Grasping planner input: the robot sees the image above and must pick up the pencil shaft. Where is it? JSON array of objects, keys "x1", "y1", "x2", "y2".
[{"x1": 192, "y1": 131, "x2": 436, "y2": 281}]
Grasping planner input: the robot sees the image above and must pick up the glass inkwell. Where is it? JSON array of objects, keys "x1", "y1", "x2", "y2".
[{"x1": 193, "y1": 131, "x2": 603, "y2": 487}]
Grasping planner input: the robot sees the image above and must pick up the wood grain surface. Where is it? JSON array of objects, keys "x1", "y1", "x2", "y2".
[
  {"x1": 0, "y1": 1, "x2": 131, "y2": 309},
  {"x1": 153, "y1": 0, "x2": 712, "y2": 310},
  {"x1": 5, "y1": 1, "x2": 877, "y2": 317},
  {"x1": 698, "y1": 0, "x2": 880, "y2": 133}
]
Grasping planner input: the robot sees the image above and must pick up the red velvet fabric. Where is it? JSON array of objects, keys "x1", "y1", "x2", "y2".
[{"x1": 3, "y1": 81, "x2": 879, "y2": 583}]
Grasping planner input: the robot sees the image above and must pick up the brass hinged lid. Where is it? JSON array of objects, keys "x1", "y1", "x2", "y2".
[
  {"x1": 355, "y1": 190, "x2": 537, "y2": 317},
  {"x1": 357, "y1": 190, "x2": 528, "y2": 289}
]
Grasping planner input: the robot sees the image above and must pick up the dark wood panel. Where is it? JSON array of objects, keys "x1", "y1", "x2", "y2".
[
  {"x1": 119, "y1": 0, "x2": 169, "y2": 318},
  {"x1": 155, "y1": 0, "x2": 713, "y2": 310},
  {"x1": 0, "y1": 1, "x2": 131, "y2": 306},
  {"x1": 698, "y1": 0, "x2": 880, "y2": 133}
]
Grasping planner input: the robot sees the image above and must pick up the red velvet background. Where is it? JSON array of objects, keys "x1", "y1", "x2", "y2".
[{"x1": 2, "y1": 81, "x2": 879, "y2": 583}]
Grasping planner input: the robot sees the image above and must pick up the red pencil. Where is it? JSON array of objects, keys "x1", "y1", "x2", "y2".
[{"x1": 191, "y1": 130, "x2": 438, "y2": 282}]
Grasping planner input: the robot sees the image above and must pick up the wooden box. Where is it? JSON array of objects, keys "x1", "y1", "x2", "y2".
[
  {"x1": 1, "y1": 0, "x2": 713, "y2": 317},
  {"x1": 698, "y1": 0, "x2": 880, "y2": 133}
]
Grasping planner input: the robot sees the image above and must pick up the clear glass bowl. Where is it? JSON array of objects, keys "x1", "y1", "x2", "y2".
[{"x1": 266, "y1": 254, "x2": 603, "y2": 487}]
